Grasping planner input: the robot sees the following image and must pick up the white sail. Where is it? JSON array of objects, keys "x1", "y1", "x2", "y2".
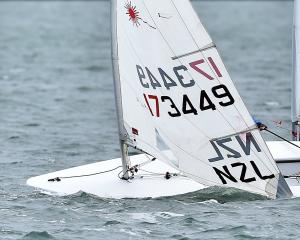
[{"x1": 114, "y1": 0, "x2": 292, "y2": 198}]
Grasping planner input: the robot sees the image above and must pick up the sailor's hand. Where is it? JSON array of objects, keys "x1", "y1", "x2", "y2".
[{"x1": 256, "y1": 122, "x2": 267, "y2": 131}]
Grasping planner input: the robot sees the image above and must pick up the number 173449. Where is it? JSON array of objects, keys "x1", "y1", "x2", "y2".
[{"x1": 143, "y1": 84, "x2": 235, "y2": 118}]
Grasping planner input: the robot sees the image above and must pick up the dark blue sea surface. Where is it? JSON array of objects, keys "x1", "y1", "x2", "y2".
[{"x1": 0, "y1": 1, "x2": 299, "y2": 239}]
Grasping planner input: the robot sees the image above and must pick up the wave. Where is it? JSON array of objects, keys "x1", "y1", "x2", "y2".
[
  {"x1": 170, "y1": 186, "x2": 267, "y2": 204},
  {"x1": 34, "y1": 187, "x2": 266, "y2": 204},
  {"x1": 21, "y1": 231, "x2": 55, "y2": 240}
]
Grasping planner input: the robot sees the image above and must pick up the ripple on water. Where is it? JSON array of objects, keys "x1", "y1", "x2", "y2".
[
  {"x1": 170, "y1": 234, "x2": 191, "y2": 240},
  {"x1": 173, "y1": 187, "x2": 267, "y2": 204},
  {"x1": 21, "y1": 231, "x2": 55, "y2": 240},
  {"x1": 23, "y1": 123, "x2": 40, "y2": 127},
  {"x1": 83, "y1": 65, "x2": 108, "y2": 72},
  {"x1": 264, "y1": 101, "x2": 280, "y2": 107},
  {"x1": 103, "y1": 220, "x2": 121, "y2": 226},
  {"x1": 129, "y1": 212, "x2": 158, "y2": 224},
  {"x1": 233, "y1": 233, "x2": 261, "y2": 239},
  {"x1": 181, "y1": 217, "x2": 200, "y2": 226},
  {"x1": 154, "y1": 211, "x2": 184, "y2": 219}
]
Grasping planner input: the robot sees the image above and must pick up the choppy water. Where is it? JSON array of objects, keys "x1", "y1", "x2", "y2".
[{"x1": 0, "y1": 1, "x2": 299, "y2": 239}]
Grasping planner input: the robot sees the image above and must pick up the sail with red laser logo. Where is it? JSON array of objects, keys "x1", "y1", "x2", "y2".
[{"x1": 113, "y1": 0, "x2": 292, "y2": 198}]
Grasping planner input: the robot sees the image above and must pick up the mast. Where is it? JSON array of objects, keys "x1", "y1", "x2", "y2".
[
  {"x1": 292, "y1": 0, "x2": 300, "y2": 140},
  {"x1": 111, "y1": 0, "x2": 130, "y2": 179}
]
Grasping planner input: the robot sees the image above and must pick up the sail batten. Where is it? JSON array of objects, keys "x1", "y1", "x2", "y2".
[
  {"x1": 172, "y1": 43, "x2": 216, "y2": 60},
  {"x1": 115, "y1": 0, "x2": 292, "y2": 198}
]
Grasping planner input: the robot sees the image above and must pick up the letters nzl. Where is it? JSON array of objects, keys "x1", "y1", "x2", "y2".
[{"x1": 209, "y1": 132, "x2": 275, "y2": 184}]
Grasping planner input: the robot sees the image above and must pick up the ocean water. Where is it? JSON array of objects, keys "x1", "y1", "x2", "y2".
[{"x1": 0, "y1": 1, "x2": 299, "y2": 239}]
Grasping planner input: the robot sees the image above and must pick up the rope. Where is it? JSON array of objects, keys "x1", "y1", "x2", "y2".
[
  {"x1": 284, "y1": 175, "x2": 300, "y2": 179},
  {"x1": 258, "y1": 124, "x2": 300, "y2": 181},
  {"x1": 117, "y1": 157, "x2": 157, "y2": 180},
  {"x1": 48, "y1": 155, "x2": 158, "y2": 182},
  {"x1": 117, "y1": 157, "x2": 178, "y2": 181},
  {"x1": 264, "y1": 128, "x2": 300, "y2": 150},
  {"x1": 48, "y1": 166, "x2": 122, "y2": 182}
]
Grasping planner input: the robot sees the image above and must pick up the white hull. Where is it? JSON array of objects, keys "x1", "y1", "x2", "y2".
[
  {"x1": 267, "y1": 141, "x2": 300, "y2": 197},
  {"x1": 268, "y1": 141, "x2": 300, "y2": 176},
  {"x1": 27, "y1": 141, "x2": 300, "y2": 199},
  {"x1": 27, "y1": 154, "x2": 206, "y2": 199}
]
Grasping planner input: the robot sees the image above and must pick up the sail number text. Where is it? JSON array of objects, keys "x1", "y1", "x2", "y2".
[
  {"x1": 209, "y1": 133, "x2": 275, "y2": 185},
  {"x1": 137, "y1": 57, "x2": 235, "y2": 117},
  {"x1": 137, "y1": 57, "x2": 222, "y2": 90},
  {"x1": 143, "y1": 84, "x2": 234, "y2": 117}
]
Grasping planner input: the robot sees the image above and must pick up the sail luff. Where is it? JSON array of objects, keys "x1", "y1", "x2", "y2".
[{"x1": 111, "y1": 0, "x2": 130, "y2": 178}]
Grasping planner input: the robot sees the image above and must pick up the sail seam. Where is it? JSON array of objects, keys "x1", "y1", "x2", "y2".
[{"x1": 171, "y1": 42, "x2": 216, "y2": 60}]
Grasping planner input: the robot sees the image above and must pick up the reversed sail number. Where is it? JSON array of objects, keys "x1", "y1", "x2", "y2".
[
  {"x1": 137, "y1": 57, "x2": 222, "y2": 90},
  {"x1": 209, "y1": 132, "x2": 275, "y2": 184}
]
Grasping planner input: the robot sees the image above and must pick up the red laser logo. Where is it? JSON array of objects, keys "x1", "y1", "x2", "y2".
[{"x1": 125, "y1": 2, "x2": 141, "y2": 26}]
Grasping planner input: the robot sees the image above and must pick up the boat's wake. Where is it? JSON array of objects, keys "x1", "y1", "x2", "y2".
[
  {"x1": 34, "y1": 187, "x2": 267, "y2": 204},
  {"x1": 170, "y1": 187, "x2": 267, "y2": 204}
]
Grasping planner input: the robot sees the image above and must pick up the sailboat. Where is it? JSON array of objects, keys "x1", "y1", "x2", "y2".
[{"x1": 27, "y1": 0, "x2": 300, "y2": 199}]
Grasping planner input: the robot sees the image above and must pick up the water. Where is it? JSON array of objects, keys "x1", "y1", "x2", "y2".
[{"x1": 0, "y1": 1, "x2": 298, "y2": 239}]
